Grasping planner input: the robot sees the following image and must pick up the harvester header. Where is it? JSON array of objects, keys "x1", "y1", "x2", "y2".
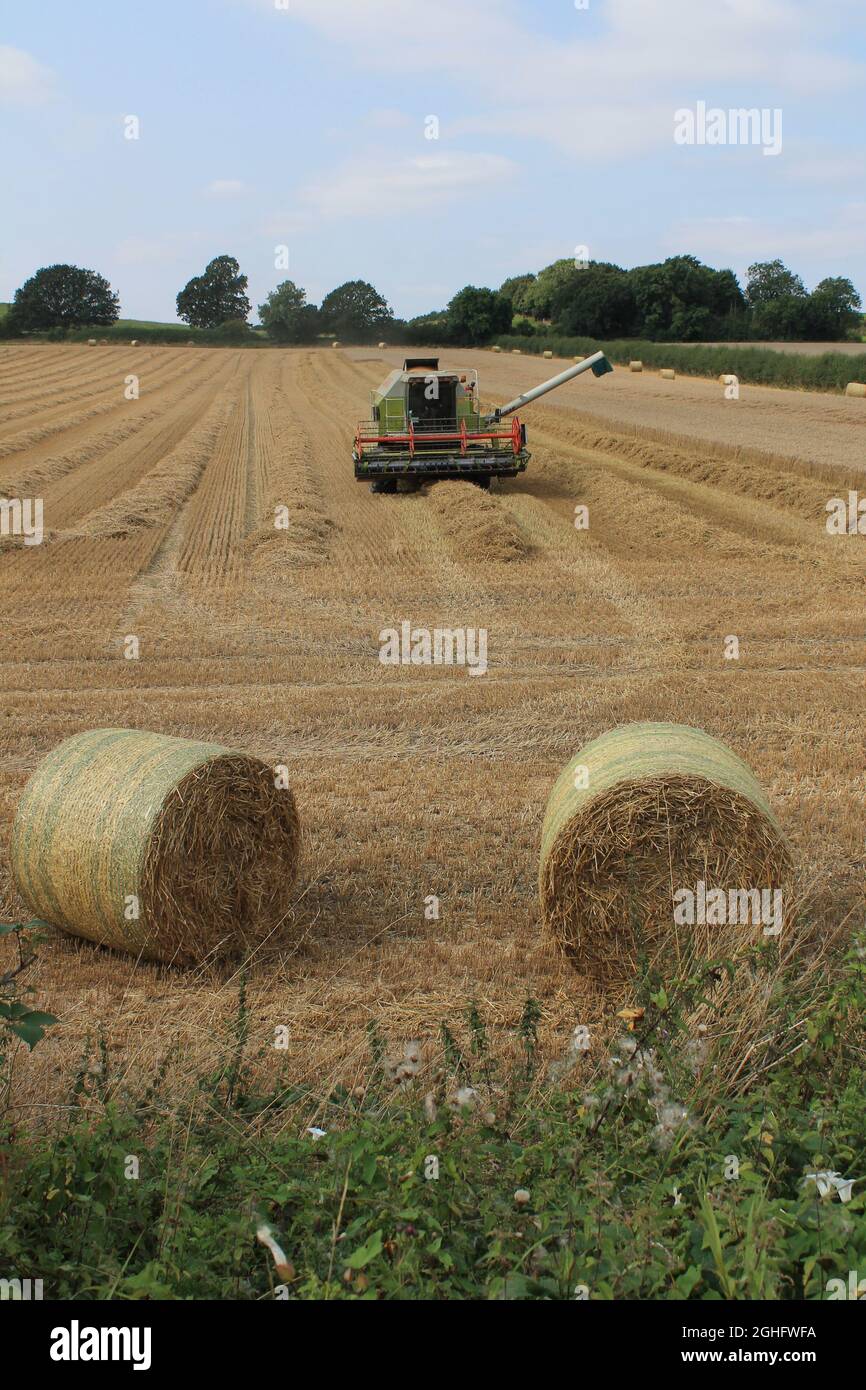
[{"x1": 353, "y1": 350, "x2": 613, "y2": 493}]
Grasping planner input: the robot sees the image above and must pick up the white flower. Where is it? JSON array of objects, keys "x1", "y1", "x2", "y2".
[
  {"x1": 306, "y1": 1126, "x2": 327, "y2": 1140},
  {"x1": 803, "y1": 1171, "x2": 860, "y2": 1203},
  {"x1": 652, "y1": 1102, "x2": 690, "y2": 1152},
  {"x1": 256, "y1": 1224, "x2": 292, "y2": 1275},
  {"x1": 454, "y1": 1086, "x2": 479, "y2": 1109}
]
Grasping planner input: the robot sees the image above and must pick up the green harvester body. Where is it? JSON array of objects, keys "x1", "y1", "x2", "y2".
[{"x1": 353, "y1": 352, "x2": 613, "y2": 492}]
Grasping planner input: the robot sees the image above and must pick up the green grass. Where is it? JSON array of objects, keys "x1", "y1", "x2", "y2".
[
  {"x1": 62, "y1": 320, "x2": 268, "y2": 346},
  {"x1": 115, "y1": 317, "x2": 186, "y2": 331},
  {"x1": 65, "y1": 320, "x2": 199, "y2": 344},
  {"x1": 0, "y1": 311, "x2": 267, "y2": 345},
  {"x1": 495, "y1": 333, "x2": 866, "y2": 393},
  {"x1": 2, "y1": 928, "x2": 864, "y2": 1300}
]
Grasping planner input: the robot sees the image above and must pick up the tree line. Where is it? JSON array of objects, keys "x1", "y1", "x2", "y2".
[
  {"x1": 2, "y1": 252, "x2": 862, "y2": 345},
  {"x1": 0, "y1": 256, "x2": 395, "y2": 342},
  {"x1": 493, "y1": 255, "x2": 862, "y2": 343}
]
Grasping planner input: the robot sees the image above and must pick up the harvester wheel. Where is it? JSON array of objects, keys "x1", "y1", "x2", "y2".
[
  {"x1": 371, "y1": 478, "x2": 397, "y2": 494},
  {"x1": 473, "y1": 476, "x2": 491, "y2": 490}
]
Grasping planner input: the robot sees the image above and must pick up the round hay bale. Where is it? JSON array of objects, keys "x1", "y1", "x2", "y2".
[
  {"x1": 511, "y1": 348, "x2": 522, "y2": 354},
  {"x1": 539, "y1": 722, "x2": 791, "y2": 986},
  {"x1": 491, "y1": 344, "x2": 502, "y2": 352},
  {"x1": 845, "y1": 381, "x2": 866, "y2": 398},
  {"x1": 130, "y1": 339, "x2": 139, "y2": 346},
  {"x1": 628, "y1": 360, "x2": 643, "y2": 372},
  {"x1": 543, "y1": 350, "x2": 554, "y2": 359},
  {"x1": 332, "y1": 340, "x2": 341, "y2": 349},
  {"x1": 87, "y1": 339, "x2": 97, "y2": 346},
  {"x1": 12, "y1": 729, "x2": 301, "y2": 966},
  {"x1": 660, "y1": 368, "x2": 676, "y2": 380},
  {"x1": 378, "y1": 341, "x2": 387, "y2": 349},
  {"x1": 574, "y1": 356, "x2": 584, "y2": 363}
]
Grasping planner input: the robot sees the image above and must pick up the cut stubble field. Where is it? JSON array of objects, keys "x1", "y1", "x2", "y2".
[{"x1": 0, "y1": 342, "x2": 863, "y2": 1123}]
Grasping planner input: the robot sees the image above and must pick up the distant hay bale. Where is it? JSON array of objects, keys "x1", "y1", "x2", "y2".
[
  {"x1": 12, "y1": 729, "x2": 301, "y2": 966},
  {"x1": 845, "y1": 382, "x2": 866, "y2": 398},
  {"x1": 99, "y1": 339, "x2": 108, "y2": 345},
  {"x1": 660, "y1": 368, "x2": 676, "y2": 380},
  {"x1": 628, "y1": 360, "x2": 643, "y2": 372},
  {"x1": 130, "y1": 339, "x2": 139, "y2": 346},
  {"x1": 574, "y1": 356, "x2": 584, "y2": 363},
  {"x1": 332, "y1": 341, "x2": 341, "y2": 349},
  {"x1": 511, "y1": 349, "x2": 522, "y2": 354},
  {"x1": 378, "y1": 342, "x2": 387, "y2": 349},
  {"x1": 539, "y1": 722, "x2": 792, "y2": 987},
  {"x1": 543, "y1": 350, "x2": 554, "y2": 359},
  {"x1": 491, "y1": 344, "x2": 502, "y2": 352},
  {"x1": 87, "y1": 339, "x2": 97, "y2": 346}
]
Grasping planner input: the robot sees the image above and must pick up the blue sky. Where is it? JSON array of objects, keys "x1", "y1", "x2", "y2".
[{"x1": 2, "y1": 0, "x2": 865, "y2": 322}]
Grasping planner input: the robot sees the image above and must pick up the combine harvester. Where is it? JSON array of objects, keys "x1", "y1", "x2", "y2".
[{"x1": 353, "y1": 352, "x2": 613, "y2": 492}]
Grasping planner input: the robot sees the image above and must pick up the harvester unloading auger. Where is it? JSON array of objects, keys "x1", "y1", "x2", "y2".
[{"x1": 353, "y1": 351, "x2": 614, "y2": 492}]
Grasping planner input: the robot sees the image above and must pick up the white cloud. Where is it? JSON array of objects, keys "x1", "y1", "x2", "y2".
[
  {"x1": 206, "y1": 179, "x2": 246, "y2": 196},
  {"x1": 114, "y1": 235, "x2": 198, "y2": 266},
  {"x1": 244, "y1": 0, "x2": 864, "y2": 163},
  {"x1": 665, "y1": 204, "x2": 866, "y2": 268},
  {"x1": 782, "y1": 148, "x2": 866, "y2": 185},
  {"x1": 0, "y1": 45, "x2": 56, "y2": 105},
  {"x1": 294, "y1": 152, "x2": 516, "y2": 222},
  {"x1": 449, "y1": 104, "x2": 674, "y2": 163},
  {"x1": 364, "y1": 107, "x2": 412, "y2": 130}
]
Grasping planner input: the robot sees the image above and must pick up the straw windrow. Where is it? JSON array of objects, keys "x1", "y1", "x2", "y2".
[
  {"x1": 12, "y1": 729, "x2": 301, "y2": 965},
  {"x1": 539, "y1": 722, "x2": 792, "y2": 986}
]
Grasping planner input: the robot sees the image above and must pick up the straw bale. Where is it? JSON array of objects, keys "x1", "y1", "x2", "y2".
[
  {"x1": 539, "y1": 722, "x2": 791, "y2": 986},
  {"x1": 12, "y1": 729, "x2": 300, "y2": 965}
]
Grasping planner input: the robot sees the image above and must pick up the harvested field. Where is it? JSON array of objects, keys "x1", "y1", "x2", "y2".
[{"x1": 0, "y1": 343, "x2": 864, "y2": 1122}]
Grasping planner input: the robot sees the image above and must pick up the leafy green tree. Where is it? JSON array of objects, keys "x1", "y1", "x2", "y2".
[
  {"x1": 552, "y1": 262, "x2": 636, "y2": 338},
  {"x1": 750, "y1": 295, "x2": 811, "y2": 340},
  {"x1": 211, "y1": 318, "x2": 253, "y2": 343},
  {"x1": 405, "y1": 311, "x2": 450, "y2": 344},
  {"x1": 804, "y1": 277, "x2": 862, "y2": 341},
  {"x1": 523, "y1": 259, "x2": 582, "y2": 320},
  {"x1": 628, "y1": 256, "x2": 745, "y2": 340},
  {"x1": 745, "y1": 259, "x2": 807, "y2": 307},
  {"x1": 258, "y1": 280, "x2": 320, "y2": 343},
  {"x1": 499, "y1": 273, "x2": 537, "y2": 315},
  {"x1": 319, "y1": 280, "x2": 392, "y2": 339},
  {"x1": 8, "y1": 264, "x2": 119, "y2": 331},
  {"x1": 176, "y1": 255, "x2": 250, "y2": 329},
  {"x1": 445, "y1": 286, "x2": 512, "y2": 345}
]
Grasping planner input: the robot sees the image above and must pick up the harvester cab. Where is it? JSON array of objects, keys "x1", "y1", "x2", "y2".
[{"x1": 353, "y1": 351, "x2": 613, "y2": 492}]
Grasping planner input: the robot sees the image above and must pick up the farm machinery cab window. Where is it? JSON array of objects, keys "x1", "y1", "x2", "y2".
[{"x1": 407, "y1": 375, "x2": 457, "y2": 429}]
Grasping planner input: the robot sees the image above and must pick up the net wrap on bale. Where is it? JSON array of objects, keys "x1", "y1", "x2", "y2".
[
  {"x1": 539, "y1": 722, "x2": 792, "y2": 986},
  {"x1": 12, "y1": 729, "x2": 301, "y2": 965}
]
